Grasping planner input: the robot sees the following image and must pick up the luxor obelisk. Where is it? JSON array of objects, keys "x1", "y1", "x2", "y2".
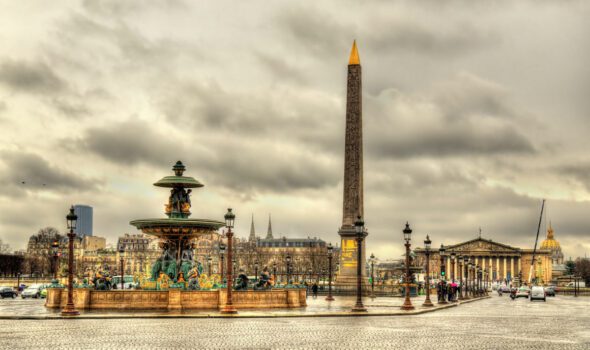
[{"x1": 337, "y1": 41, "x2": 367, "y2": 287}]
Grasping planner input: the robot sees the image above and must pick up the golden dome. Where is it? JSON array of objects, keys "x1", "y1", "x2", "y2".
[{"x1": 540, "y1": 223, "x2": 560, "y2": 250}]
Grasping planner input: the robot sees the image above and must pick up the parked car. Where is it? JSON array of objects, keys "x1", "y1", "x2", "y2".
[
  {"x1": 498, "y1": 285, "x2": 511, "y2": 295},
  {"x1": 516, "y1": 286, "x2": 530, "y2": 298},
  {"x1": 0, "y1": 286, "x2": 17, "y2": 299},
  {"x1": 544, "y1": 286, "x2": 556, "y2": 297},
  {"x1": 21, "y1": 287, "x2": 41, "y2": 299},
  {"x1": 530, "y1": 286, "x2": 546, "y2": 301}
]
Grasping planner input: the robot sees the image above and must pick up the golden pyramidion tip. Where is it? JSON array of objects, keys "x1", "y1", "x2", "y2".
[{"x1": 348, "y1": 40, "x2": 360, "y2": 65}]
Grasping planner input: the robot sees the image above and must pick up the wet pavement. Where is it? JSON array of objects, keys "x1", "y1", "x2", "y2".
[
  {"x1": 0, "y1": 294, "x2": 463, "y2": 318},
  {"x1": 0, "y1": 294, "x2": 588, "y2": 349}
]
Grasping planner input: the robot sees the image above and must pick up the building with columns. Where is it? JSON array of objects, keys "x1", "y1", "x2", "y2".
[{"x1": 415, "y1": 237, "x2": 553, "y2": 285}]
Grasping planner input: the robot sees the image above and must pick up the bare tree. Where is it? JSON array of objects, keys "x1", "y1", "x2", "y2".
[{"x1": 0, "y1": 239, "x2": 11, "y2": 254}]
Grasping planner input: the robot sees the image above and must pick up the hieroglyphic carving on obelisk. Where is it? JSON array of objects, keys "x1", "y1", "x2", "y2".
[{"x1": 337, "y1": 41, "x2": 367, "y2": 284}]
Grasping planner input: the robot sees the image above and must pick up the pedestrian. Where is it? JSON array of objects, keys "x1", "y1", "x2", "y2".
[{"x1": 311, "y1": 283, "x2": 318, "y2": 299}]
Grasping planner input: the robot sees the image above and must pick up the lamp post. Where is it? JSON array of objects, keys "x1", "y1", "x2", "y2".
[
  {"x1": 450, "y1": 252, "x2": 456, "y2": 302},
  {"x1": 206, "y1": 255, "x2": 212, "y2": 276},
  {"x1": 450, "y1": 252, "x2": 456, "y2": 283},
  {"x1": 469, "y1": 261, "x2": 475, "y2": 298},
  {"x1": 422, "y1": 235, "x2": 434, "y2": 307},
  {"x1": 273, "y1": 261, "x2": 277, "y2": 283},
  {"x1": 351, "y1": 216, "x2": 367, "y2": 312},
  {"x1": 307, "y1": 268, "x2": 312, "y2": 284},
  {"x1": 232, "y1": 258, "x2": 236, "y2": 279},
  {"x1": 51, "y1": 240, "x2": 60, "y2": 281},
  {"x1": 370, "y1": 253, "x2": 375, "y2": 299},
  {"x1": 326, "y1": 243, "x2": 334, "y2": 301},
  {"x1": 118, "y1": 245, "x2": 125, "y2": 290},
  {"x1": 61, "y1": 206, "x2": 79, "y2": 316},
  {"x1": 254, "y1": 261, "x2": 259, "y2": 282},
  {"x1": 286, "y1": 255, "x2": 291, "y2": 285},
  {"x1": 400, "y1": 222, "x2": 415, "y2": 311},
  {"x1": 463, "y1": 256, "x2": 469, "y2": 299},
  {"x1": 457, "y1": 255, "x2": 464, "y2": 300},
  {"x1": 221, "y1": 208, "x2": 237, "y2": 314},
  {"x1": 219, "y1": 243, "x2": 225, "y2": 282},
  {"x1": 438, "y1": 245, "x2": 447, "y2": 304}
]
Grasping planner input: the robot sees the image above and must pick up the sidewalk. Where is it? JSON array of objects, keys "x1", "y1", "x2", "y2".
[{"x1": 0, "y1": 295, "x2": 490, "y2": 319}]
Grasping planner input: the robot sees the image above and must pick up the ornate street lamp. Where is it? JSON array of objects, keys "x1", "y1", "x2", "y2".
[
  {"x1": 254, "y1": 260, "x2": 259, "y2": 282},
  {"x1": 352, "y1": 216, "x2": 367, "y2": 312},
  {"x1": 286, "y1": 255, "x2": 292, "y2": 285},
  {"x1": 463, "y1": 256, "x2": 469, "y2": 299},
  {"x1": 457, "y1": 255, "x2": 464, "y2": 300},
  {"x1": 370, "y1": 253, "x2": 376, "y2": 299},
  {"x1": 326, "y1": 243, "x2": 335, "y2": 301},
  {"x1": 468, "y1": 261, "x2": 474, "y2": 298},
  {"x1": 51, "y1": 240, "x2": 60, "y2": 281},
  {"x1": 219, "y1": 242, "x2": 226, "y2": 282},
  {"x1": 450, "y1": 252, "x2": 456, "y2": 302},
  {"x1": 61, "y1": 206, "x2": 79, "y2": 316},
  {"x1": 400, "y1": 222, "x2": 415, "y2": 311},
  {"x1": 422, "y1": 235, "x2": 434, "y2": 307},
  {"x1": 273, "y1": 261, "x2": 277, "y2": 282},
  {"x1": 207, "y1": 255, "x2": 213, "y2": 276},
  {"x1": 118, "y1": 245, "x2": 125, "y2": 290},
  {"x1": 438, "y1": 244, "x2": 448, "y2": 304},
  {"x1": 221, "y1": 208, "x2": 237, "y2": 314}
]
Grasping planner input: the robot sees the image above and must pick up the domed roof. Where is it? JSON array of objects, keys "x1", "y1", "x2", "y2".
[{"x1": 540, "y1": 223, "x2": 560, "y2": 250}]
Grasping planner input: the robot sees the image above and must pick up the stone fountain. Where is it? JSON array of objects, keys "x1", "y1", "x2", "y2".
[
  {"x1": 130, "y1": 161, "x2": 224, "y2": 289},
  {"x1": 45, "y1": 161, "x2": 307, "y2": 311}
]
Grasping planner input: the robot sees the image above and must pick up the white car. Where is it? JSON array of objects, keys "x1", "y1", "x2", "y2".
[
  {"x1": 21, "y1": 287, "x2": 41, "y2": 298},
  {"x1": 530, "y1": 286, "x2": 546, "y2": 302}
]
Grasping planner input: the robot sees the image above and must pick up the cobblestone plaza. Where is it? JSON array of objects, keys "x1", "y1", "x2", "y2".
[{"x1": 1, "y1": 295, "x2": 588, "y2": 349}]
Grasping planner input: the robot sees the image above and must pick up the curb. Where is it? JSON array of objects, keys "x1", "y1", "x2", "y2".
[{"x1": 0, "y1": 297, "x2": 489, "y2": 320}]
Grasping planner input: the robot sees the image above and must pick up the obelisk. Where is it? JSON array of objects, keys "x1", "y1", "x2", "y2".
[{"x1": 337, "y1": 41, "x2": 367, "y2": 287}]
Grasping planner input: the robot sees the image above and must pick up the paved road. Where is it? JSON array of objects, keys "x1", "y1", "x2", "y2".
[{"x1": 0, "y1": 295, "x2": 588, "y2": 349}]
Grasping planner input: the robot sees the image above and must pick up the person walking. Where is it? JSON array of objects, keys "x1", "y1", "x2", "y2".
[{"x1": 311, "y1": 282, "x2": 319, "y2": 299}]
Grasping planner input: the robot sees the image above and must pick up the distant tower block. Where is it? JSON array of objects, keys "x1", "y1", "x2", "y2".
[
  {"x1": 73, "y1": 204, "x2": 93, "y2": 237},
  {"x1": 337, "y1": 41, "x2": 367, "y2": 286}
]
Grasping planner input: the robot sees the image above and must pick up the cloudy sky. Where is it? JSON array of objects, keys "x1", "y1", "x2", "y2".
[{"x1": 0, "y1": 0, "x2": 589, "y2": 260}]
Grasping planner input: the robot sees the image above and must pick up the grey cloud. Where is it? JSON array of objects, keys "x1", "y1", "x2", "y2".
[
  {"x1": 0, "y1": 151, "x2": 100, "y2": 197},
  {"x1": 255, "y1": 52, "x2": 308, "y2": 85},
  {"x1": 74, "y1": 117, "x2": 340, "y2": 194},
  {"x1": 50, "y1": 98, "x2": 91, "y2": 119},
  {"x1": 365, "y1": 20, "x2": 498, "y2": 56},
  {"x1": 365, "y1": 74, "x2": 536, "y2": 159},
  {"x1": 557, "y1": 163, "x2": 590, "y2": 192},
  {"x1": 188, "y1": 140, "x2": 340, "y2": 194},
  {"x1": 75, "y1": 119, "x2": 185, "y2": 166},
  {"x1": 157, "y1": 80, "x2": 342, "y2": 154},
  {"x1": 0, "y1": 60, "x2": 67, "y2": 94},
  {"x1": 82, "y1": 0, "x2": 187, "y2": 16},
  {"x1": 277, "y1": 5, "x2": 353, "y2": 57}
]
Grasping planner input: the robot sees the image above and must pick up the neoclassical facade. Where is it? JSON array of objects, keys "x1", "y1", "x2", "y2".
[{"x1": 415, "y1": 237, "x2": 553, "y2": 285}]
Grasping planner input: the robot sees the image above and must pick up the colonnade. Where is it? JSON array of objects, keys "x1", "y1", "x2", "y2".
[{"x1": 445, "y1": 255, "x2": 521, "y2": 284}]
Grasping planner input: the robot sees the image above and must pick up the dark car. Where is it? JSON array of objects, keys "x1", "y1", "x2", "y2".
[
  {"x1": 0, "y1": 287, "x2": 17, "y2": 299},
  {"x1": 544, "y1": 286, "x2": 556, "y2": 297}
]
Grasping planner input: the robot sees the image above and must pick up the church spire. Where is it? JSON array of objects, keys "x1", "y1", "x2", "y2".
[
  {"x1": 249, "y1": 214, "x2": 256, "y2": 242},
  {"x1": 348, "y1": 40, "x2": 360, "y2": 65},
  {"x1": 266, "y1": 214, "x2": 273, "y2": 239}
]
